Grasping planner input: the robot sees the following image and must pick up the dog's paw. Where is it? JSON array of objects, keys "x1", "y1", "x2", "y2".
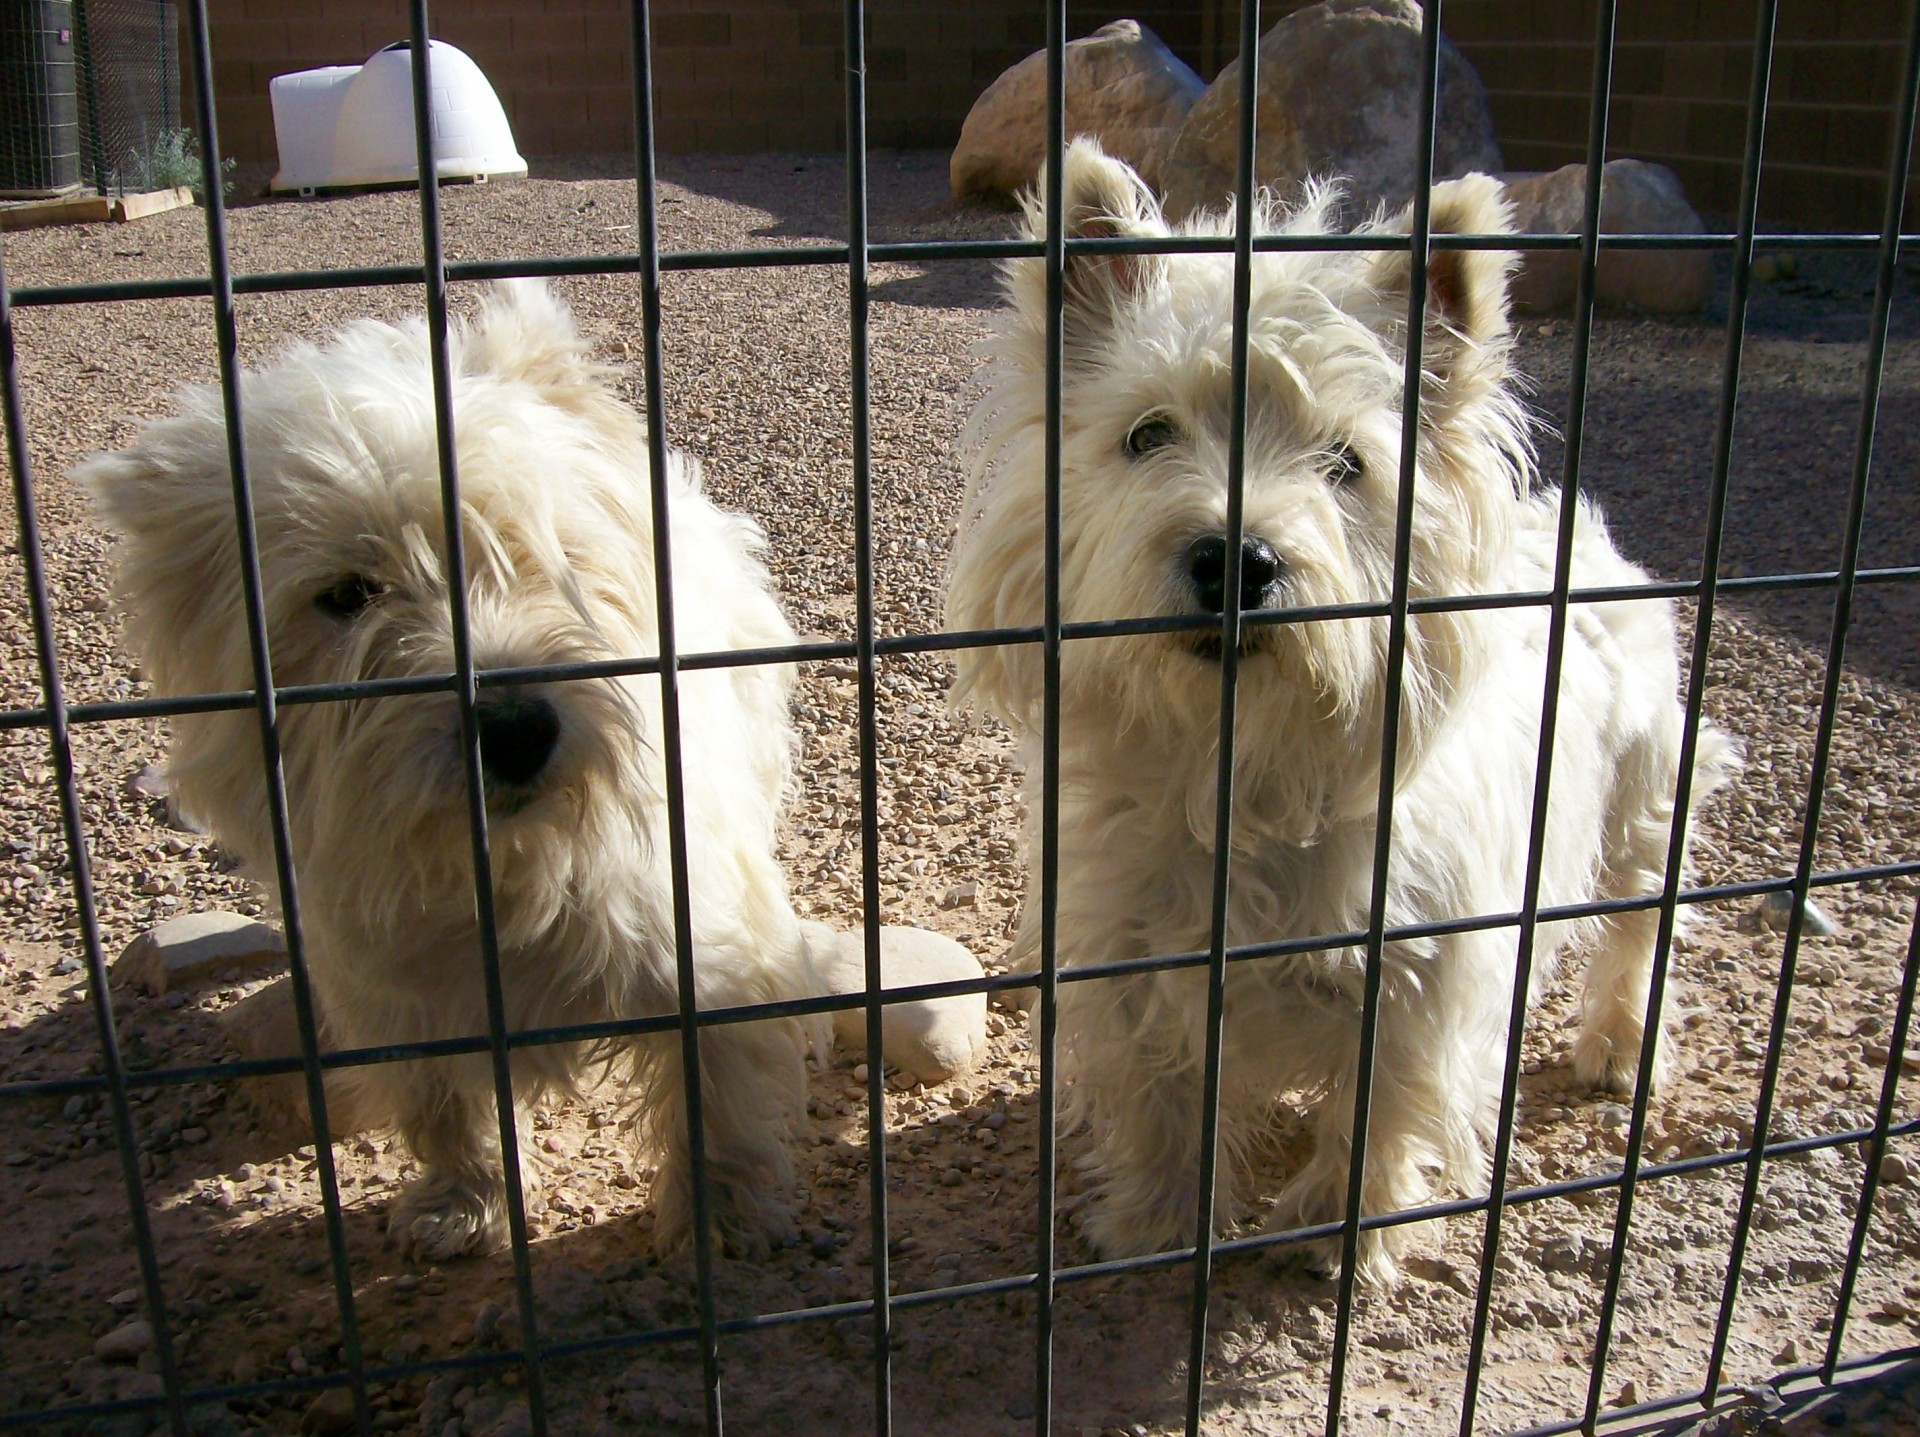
[
  {"x1": 388, "y1": 1176, "x2": 508, "y2": 1262},
  {"x1": 1261, "y1": 1168, "x2": 1404, "y2": 1286},
  {"x1": 1072, "y1": 1176, "x2": 1200, "y2": 1260},
  {"x1": 650, "y1": 1168, "x2": 796, "y2": 1260},
  {"x1": 1260, "y1": 1213, "x2": 1402, "y2": 1286},
  {"x1": 1573, "y1": 1028, "x2": 1663, "y2": 1098},
  {"x1": 713, "y1": 1187, "x2": 799, "y2": 1261}
]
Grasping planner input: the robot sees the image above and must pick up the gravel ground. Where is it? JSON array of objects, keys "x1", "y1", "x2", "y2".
[{"x1": 0, "y1": 153, "x2": 1917, "y2": 1436}]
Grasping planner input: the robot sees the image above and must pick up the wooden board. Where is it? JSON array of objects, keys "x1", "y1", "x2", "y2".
[{"x1": 0, "y1": 187, "x2": 195, "y2": 232}]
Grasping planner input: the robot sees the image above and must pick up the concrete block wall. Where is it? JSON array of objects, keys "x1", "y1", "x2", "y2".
[
  {"x1": 194, "y1": 1, "x2": 1206, "y2": 161},
  {"x1": 1448, "y1": 0, "x2": 1919, "y2": 229},
  {"x1": 195, "y1": 0, "x2": 1915, "y2": 231}
]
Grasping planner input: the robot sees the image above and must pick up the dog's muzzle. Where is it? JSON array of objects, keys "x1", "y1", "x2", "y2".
[
  {"x1": 1183, "y1": 535, "x2": 1284, "y2": 658},
  {"x1": 475, "y1": 689, "x2": 562, "y2": 804}
]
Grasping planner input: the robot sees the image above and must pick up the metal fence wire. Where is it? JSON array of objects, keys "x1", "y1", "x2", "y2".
[
  {"x1": 70, "y1": 0, "x2": 184, "y2": 198},
  {"x1": 1, "y1": 0, "x2": 1918, "y2": 1434}
]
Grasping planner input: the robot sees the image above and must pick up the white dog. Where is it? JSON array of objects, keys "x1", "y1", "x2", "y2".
[
  {"x1": 82, "y1": 282, "x2": 820, "y2": 1261},
  {"x1": 946, "y1": 142, "x2": 1736, "y2": 1280}
]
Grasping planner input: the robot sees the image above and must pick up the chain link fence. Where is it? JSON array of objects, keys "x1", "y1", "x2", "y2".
[{"x1": 1, "y1": 0, "x2": 180, "y2": 200}]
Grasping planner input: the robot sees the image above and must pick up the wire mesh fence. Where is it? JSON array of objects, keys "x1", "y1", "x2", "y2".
[
  {"x1": 71, "y1": 0, "x2": 183, "y2": 197},
  {"x1": 1, "y1": 1, "x2": 1918, "y2": 1435},
  {"x1": 0, "y1": 0, "x2": 182, "y2": 200}
]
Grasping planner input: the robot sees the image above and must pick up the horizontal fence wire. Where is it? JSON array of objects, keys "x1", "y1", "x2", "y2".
[
  {"x1": 0, "y1": 0, "x2": 1917, "y2": 1434},
  {"x1": 7, "y1": 855, "x2": 1920, "y2": 1103},
  {"x1": 7, "y1": 229, "x2": 1920, "y2": 314}
]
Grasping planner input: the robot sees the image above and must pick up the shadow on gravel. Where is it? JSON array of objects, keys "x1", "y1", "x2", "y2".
[
  {"x1": 1520, "y1": 256, "x2": 1920, "y2": 692},
  {"x1": 653, "y1": 151, "x2": 1012, "y2": 312},
  {"x1": 3, "y1": 959, "x2": 1656, "y2": 1436}
]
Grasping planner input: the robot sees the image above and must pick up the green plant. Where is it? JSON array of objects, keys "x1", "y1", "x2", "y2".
[{"x1": 119, "y1": 128, "x2": 235, "y2": 198}]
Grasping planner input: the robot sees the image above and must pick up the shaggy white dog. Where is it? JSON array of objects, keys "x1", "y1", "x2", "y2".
[
  {"x1": 947, "y1": 142, "x2": 1736, "y2": 1280},
  {"x1": 82, "y1": 282, "x2": 819, "y2": 1261}
]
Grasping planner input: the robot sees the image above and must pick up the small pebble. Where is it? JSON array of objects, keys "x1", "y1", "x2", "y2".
[
  {"x1": 92, "y1": 1318, "x2": 153, "y2": 1362},
  {"x1": 473, "y1": 1301, "x2": 505, "y2": 1343},
  {"x1": 1757, "y1": 889, "x2": 1838, "y2": 937},
  {"x1": 301, "y1": 1388, "x2": 357, "y2": 1435}
]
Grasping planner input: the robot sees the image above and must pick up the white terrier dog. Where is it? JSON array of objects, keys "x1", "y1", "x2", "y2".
[
  {"x1": 83, "y1": 282, "x2": 819, "y2": 1261},
  {"x1": 947, "y1": 142, "x2": 1736, "y2": 1280}
]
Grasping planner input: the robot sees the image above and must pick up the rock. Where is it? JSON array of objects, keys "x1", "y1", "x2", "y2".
[
  {"x1": 215, "y1": 978, "x2": 387, "y2": 1139},
  {"x1": 476, "y1": 1402, "x2": 532, "y2": 1437},
  {"x1": 1160, "y1": 0, "x2": 1502, "y2": 221},
  {"x1": 126, "y1": 764, "x2": 170, "y2": 803},
  {"x1": 951, "y1": 20, "x2": 1202, "y2": 203},
  {"x1": 472, "y1": 1300, "x2": 506, "y2": 1344},
  {"x1": 300, "y1": 1388, "x2": 357, "y2": 1435},
  {"x1": 1536, "y1": 1234, "x2": 1590, "y2": 1275},
  {"x1": 126, "y1": 762, "x2": 208, "y2": 833},
  {"x1": 939, "y1": 881, "x2": 978, "y2": 910},
  {"x1": 1756, "y1": 887, "x2": 1839, "y2": 936},
  {"x1": 91, "y1": 1318, "x2": 153, "y2": 1362},
  {"x1": 803, "y1": 922, "x2": 988, "y2": 1082},
  {"x1": 1881, "y1": 1151, "x2": 1913, "y2": 1186},
  {"x1": 113, "y1": 911, "x2": 286, "y2": 995},
  {"x1": 1499, "y1": 160, "x2": 1711, "y2": 314}
]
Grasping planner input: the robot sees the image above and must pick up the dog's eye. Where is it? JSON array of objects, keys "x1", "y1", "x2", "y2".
[
  {"x1": 313, "y1": 574, "x2": 385, "y2": 621},
  {"x1": 1325, "y1": 444, "x2": 1363, "y2": 486},
  {"x1": 1125, "y1": 413, "x2": 1182, "y2": 457}
]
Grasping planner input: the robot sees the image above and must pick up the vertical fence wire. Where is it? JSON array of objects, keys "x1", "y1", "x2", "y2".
[
  {"x1": 1321, "y1": 2, "x2": 1445, "y2": 1430},
  {"x1": 625, "y1": 3, "x2": 729, "y2": 1431},
  {"x1": 1181, "y1": 1, "x2": 1261, "y2": 1431},
  {"x1": 0, "y1": 252, "x2": 194, "y2": 1437},
  {"x1": 1030, "y1": 0, "x2": 1065, "y2": 1429},
  {"x1": 397, "y1": 8, "x2": 551, "y2": 1427},
  {"x1": 1701, "y1": 0, "x2": 1920, "y2": 1400},
  {"x1": 182, "y1": 0, "x2": 378, "y2": 1427},
  {"x1": 1454, "y1": 0, "x2": 1626, "y2": 1428},
  {"x1": 1576, "y1": 0, "x2": 1788, "y2": 1420},
  {"x1": 838, "y1": 6, "x2": 896, "y2": 1434},
  {"x1": 1577, "y1": 0, "x2": 1779, "y2": 1419},
  {"x1": 1825, "y1": 896, "x2": 1920, "y2": 1376}
]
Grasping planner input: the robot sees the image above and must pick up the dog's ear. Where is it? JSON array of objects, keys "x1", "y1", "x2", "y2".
[
  {"x1": 76, "y1": 430, "x2": 249, "y2": 696},
  {"x1": 462, "y1": 280, "x2": 625, "y2": 418},
  {"x1": 1365, "y1": 173, "x2": 1516, "y2": 401},
  {"x1": 1013, "y1": 139, "x2": 1167, "y2": 337}
]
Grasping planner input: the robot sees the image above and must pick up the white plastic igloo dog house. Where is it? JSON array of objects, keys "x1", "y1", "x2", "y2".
[{"x1": 269, "y1": 40, "x2": 527, "y2": 195}]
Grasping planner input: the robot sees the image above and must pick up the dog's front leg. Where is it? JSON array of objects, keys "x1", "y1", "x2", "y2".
[
  {"x1": 637, "y1": 1020, "x2": 803, "y2": 1260},
  {"x1": 1063, "y1": 971, "x2": 1234, "y2": 1258},
  {"x1": 384, "y1": 1055, "x2": 513, "y2": 1261},
  {"x1": 1263, "y1": 970, "x2": 1477, "y2": 1285}
]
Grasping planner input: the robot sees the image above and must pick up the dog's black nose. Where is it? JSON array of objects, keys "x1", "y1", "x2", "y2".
[
  {"x1": 1184, "y1": 535, "x2": 1283, "y2": 614},
  {"x1": 475, "y1": 692, "x2": 561, "y2": 789}
]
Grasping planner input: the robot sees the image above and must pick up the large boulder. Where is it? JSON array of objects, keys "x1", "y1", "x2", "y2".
[
  {"x1": 951, "y1": 19, "x2": 1204, "y2": 204},
  {"x1": 1161, "y1": 0, "x2": 1502, "y2": 221},
  {"x1": 1499, "y1": 160, "x2": 1712, "y2": 313}
]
